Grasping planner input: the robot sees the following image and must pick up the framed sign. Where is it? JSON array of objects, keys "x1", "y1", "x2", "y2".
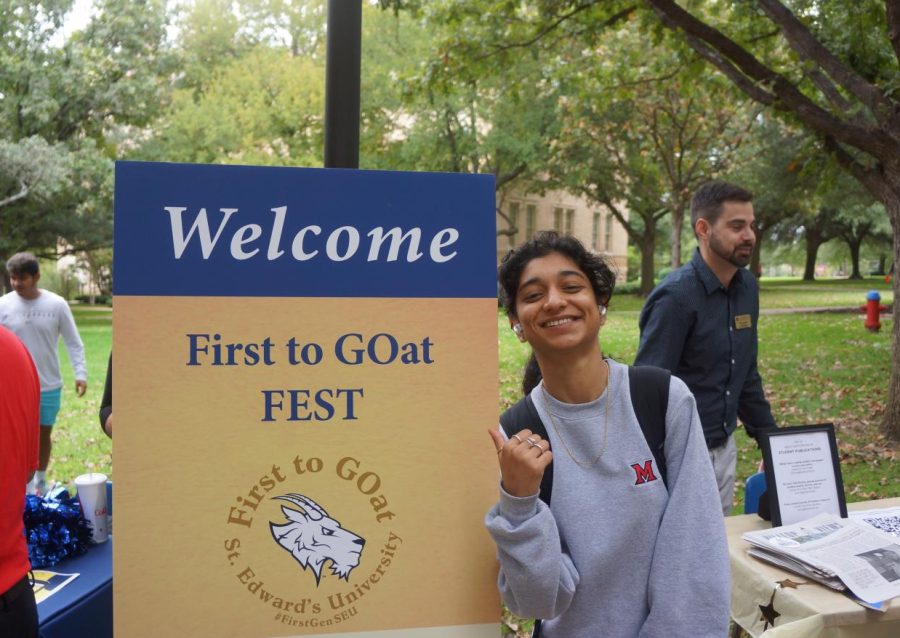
[
  {"x1": 760, "y1": 424, "x2": 847, "y2": 527},
  {"x1": 113, "y1": 161, "x2": 500, "y2": 637}
]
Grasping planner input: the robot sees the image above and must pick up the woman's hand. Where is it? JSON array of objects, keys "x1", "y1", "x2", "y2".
[{"x1": 489, "y1": 428, "x2": 553, "y2": 498}]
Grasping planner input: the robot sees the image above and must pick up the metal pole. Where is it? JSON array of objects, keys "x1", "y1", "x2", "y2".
[{"x1": 324, "y1": 0, "x2": 362, "y2": 169}]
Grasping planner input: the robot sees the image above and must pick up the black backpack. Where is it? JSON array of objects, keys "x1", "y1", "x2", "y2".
[{"x1": 499, "y1": 365, "x2": 671, "y2": 506}]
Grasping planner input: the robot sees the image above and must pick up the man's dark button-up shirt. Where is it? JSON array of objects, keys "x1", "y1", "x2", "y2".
[{"x1": 635, "y1": 249, "x2": 776, "y2": 448}]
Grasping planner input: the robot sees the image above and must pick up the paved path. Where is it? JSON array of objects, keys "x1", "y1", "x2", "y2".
[{"x1": 761, "y1": 306, "x2": 892, "y2": 315}]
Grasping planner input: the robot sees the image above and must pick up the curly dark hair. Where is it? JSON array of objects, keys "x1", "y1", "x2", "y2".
[
  {"x1": 498, "y1": 231, "x2": 615, "y2": 317},
  {"x1": 498, "y1": 231, "x2": 616, "y2": 395}
]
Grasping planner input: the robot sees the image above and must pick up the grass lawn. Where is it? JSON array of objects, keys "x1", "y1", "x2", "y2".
[
  {"x1": 502, "y1": 307, "x2": 898, "y2": 512},
  {"x1": 50, "y1": 305, "x2": 112, "y2": 486},
  {"x1": 611, "y1": 275, "x2": 894, "y2": 313},
  {"x1": 756, "y1": 276, "x2": 894, "y2": 309},
  {"x1": 52, "y1": 282, "x2": 897, "y2": 500},
  {"x1": 45, "y1": 280, "x2": 897, "y2": 638}
]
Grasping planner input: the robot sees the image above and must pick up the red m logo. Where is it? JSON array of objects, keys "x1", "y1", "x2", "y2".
[{"x1": 631, "y1": 460, "x2": 658, "y2": 485}]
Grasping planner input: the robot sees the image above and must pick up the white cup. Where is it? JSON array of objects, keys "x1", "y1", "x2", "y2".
[{"x1": 74, "y1": 473, "x2": 109, "y2": 543}]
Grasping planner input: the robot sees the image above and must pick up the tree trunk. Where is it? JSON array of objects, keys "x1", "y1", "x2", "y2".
[
  {"x1": 884, "y1": 195, "x2": 900, "y2": 441},
  {"x1": 751, "y1": 230, "x2": 763, "y2": 278},
  {"x1": 848, "y1": 238, "x2": 863, "y2": 279},
  {"x1": 803, "y1": 221, "x2": 827, "y2": 280},
  {"x1": 1, "y1": 255, "x2": 8, "y2": 294},
  {"x1": 640, "y1": 236, "x2": 656, "y2": 297},
  {"x1": 803, "y1": 236, "x2": 820, "y2": 281},
  {"x1": 670, "y1": 208, "x2": 684, "y2": 270}
]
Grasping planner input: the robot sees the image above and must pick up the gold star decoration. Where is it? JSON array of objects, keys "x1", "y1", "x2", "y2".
[
  {"x1": 759, "y1": 589, "x2": 780, "y2": 629},
  {"x1": 777, "y1": 578, "x2": 806, "y2": 589}
]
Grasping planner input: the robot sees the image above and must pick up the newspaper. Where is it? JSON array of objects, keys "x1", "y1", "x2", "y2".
[
  {"x1": 745, "y1": 546, "x2": 845, "y2": 590},
  {"x1": 743, "y1": 513, "x2": 900, "y2": 605}
]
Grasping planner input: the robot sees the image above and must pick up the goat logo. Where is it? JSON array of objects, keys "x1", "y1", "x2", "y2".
[{"x1": 269, "y1": 493, "x2": 366, "y2": 585}]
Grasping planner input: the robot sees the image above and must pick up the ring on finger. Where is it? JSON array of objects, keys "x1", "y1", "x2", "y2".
[
  {"x1": 511, "y1": 434, "x2": 523, "y2": 443},
  {"x1": 526, "y1": 437, "x2": 537, "y2": 445},
  {"x1": 533, "y1": 442, "x2": 545, "y2": 453}
]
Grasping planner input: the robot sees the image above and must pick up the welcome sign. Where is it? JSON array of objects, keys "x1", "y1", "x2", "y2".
[{"x1": 113, "y1": 162, "x2": 500, "y2": 637}]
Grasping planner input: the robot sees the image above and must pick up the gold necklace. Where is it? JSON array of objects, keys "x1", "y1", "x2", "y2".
[{"x1": 540, "y1": 359, "x2": 611, "y2": 468}]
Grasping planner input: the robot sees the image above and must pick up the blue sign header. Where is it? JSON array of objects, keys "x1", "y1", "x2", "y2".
[{"x1": 114, "y1": 162, "x2": 497, "y2": 298}]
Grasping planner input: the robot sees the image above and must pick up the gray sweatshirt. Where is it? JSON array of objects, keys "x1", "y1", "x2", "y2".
[{"x1": 486, "y1": 360, "x2": 730, "y2": 637}]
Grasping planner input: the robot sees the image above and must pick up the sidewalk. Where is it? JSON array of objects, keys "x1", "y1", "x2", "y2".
[{"x1": 761, "y1": 306, "x2": 893, "y2": 316}]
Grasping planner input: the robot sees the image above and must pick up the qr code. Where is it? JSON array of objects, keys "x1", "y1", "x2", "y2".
[{"x1": 861, "y1": 515, "x2": 900, "y2": 537}]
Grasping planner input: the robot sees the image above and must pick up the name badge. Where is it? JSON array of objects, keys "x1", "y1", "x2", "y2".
[{"x1": 734, "y1": 314, "x2": 752, "y2": 330}]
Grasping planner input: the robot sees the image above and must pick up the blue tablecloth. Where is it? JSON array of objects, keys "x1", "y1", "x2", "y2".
[{"x1": 37, "y1": 539, "x2": 112, "y2": 638}]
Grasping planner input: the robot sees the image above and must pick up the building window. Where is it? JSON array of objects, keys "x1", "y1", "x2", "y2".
[
  {"x1": 553, "y1": 207, "x2": 563, "y2": 232},
  {"x1": 508, "y1": 202, "x2": 520, "y2": 247},
  {"x1": 604, "y1": 213, "x2": 614, "y2": 251},
  {"x1": 592, "y1": 212, "x2": 601, "y2": 250},
  {"x1": 565, "y1": 209, "x2": 574, "y2": 235},
  {"x1": 526, "y1": 204, "x2": 536, "y2": 239}
]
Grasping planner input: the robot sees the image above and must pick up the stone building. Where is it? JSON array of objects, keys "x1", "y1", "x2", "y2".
[{"x1": 496, "y1": 188, "x2": 630, "y2": 281}]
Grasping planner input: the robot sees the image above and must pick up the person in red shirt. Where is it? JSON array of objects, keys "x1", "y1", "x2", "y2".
[{"x1": 0, "y1": 325, "x2": 40, "y2": 637}]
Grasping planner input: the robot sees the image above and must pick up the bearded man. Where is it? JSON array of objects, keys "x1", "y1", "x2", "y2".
[{"x1": 635, "y1": 181, "x2": 777, "y2": 515}]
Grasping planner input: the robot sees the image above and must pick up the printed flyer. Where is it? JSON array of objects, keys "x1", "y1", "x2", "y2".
[{"x1": 113, "y1": 162, "x2": 500, "y2": 637}]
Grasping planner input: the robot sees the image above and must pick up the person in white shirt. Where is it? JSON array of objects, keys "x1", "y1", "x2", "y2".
[{"x1": 0, "y1": 253, "x2": 87, "y2": 495}]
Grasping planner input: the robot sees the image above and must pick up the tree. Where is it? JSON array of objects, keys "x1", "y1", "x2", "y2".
[
  {"x1": 643, "y1": 0, "x2": 900, "y2": 438},
  {"x1": 78, "y1": 247, "x2": 112, "y2": 299},
  {"x1": 799, "y1": 207, "x2": 839, "y2": 280},
  {"x1": 140, "y1": 46, "x2": 325, "y2": 167},
  {"x1": 394, "y1": 0, "x2": 900, "y2": 437},
  {"x1": 148, "y1": 1, "x2": 437, "y2": 171},
  {"x1": 388, "y1": 1, "x2": 770, "y2": 283},
  {"x1": 172, "y1": 0, "x2": 249, "y2": 91},
  {"x1": 535, "y1": 19, "x2": 755, "y2": 293},
  {"x1": 0, "y1": 137, "x2": 71, "y2": 213},
  {"x1": 731, "y1": 119, "x2": 816, "y2": 278},
  {"x1": 653, "y1": 83, "x2": 756, "y2": 270},
  {"x1": 237, "y1": 0, "x2": 326, "y2": 58},
  {"x1": 381, "y1": 67, "x2": 560, "y2": 218},
  {"x1": 806, "y1": 161, "x2": 892, "y2": 279},
  {"x1": 547, "y1": 53, "x2": 673, "y2": 295},
  {"x1": 0, "y1": 0, "x2": 170, "y2": 265},
  {"x1": 367, "y1": 5, "x2": 564, "y2": 235},
  {"x1": 832, "y1": 204, "x2": 885, "y2": 279},
  {"x1": 559, "y1": 24, "x2": 756, "y2": 272}
]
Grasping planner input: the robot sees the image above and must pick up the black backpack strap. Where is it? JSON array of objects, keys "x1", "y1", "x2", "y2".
[
  {"x1": 628, "y1": 365, "x2": 670, "y2": 487},
  {"x1": 499, "y1": 395, "x2": 554, "y2": 506},
  {"x1": 500, "y1": 397, "x2": 551, "y2": 638}
]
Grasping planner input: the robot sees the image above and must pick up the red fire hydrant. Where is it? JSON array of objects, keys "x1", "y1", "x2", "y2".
[{"x1": 862, "y1": 290, "x2": 888, "y2": 332}]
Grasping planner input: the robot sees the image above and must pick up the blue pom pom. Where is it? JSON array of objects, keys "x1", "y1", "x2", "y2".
[{"x1": 24, "y1": 489, "x2": 94, "y2": 568}]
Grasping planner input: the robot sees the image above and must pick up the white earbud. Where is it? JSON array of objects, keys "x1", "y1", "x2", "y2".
[
  {"x1": 599, "y1": 304, "x2": 608, "y2": 316},
  {"x1": 512, "y1": 323, "x2": 523, "y2": 335}
]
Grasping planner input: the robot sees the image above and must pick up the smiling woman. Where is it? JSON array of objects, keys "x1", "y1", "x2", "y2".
[
  {"x1": 484, "y1": 231, "x2": 730, "y2": 638},
  {"x1": 498, "y1": 234, "x2": 616, "y2": 398},
  {"x1": 507, "y1": 252, "x2": 614, "y2": 389}
]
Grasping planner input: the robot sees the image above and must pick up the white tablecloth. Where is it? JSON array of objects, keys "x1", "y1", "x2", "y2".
[{"x1": 727, "y1": 497, "x2": 900, "y2": 638}]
